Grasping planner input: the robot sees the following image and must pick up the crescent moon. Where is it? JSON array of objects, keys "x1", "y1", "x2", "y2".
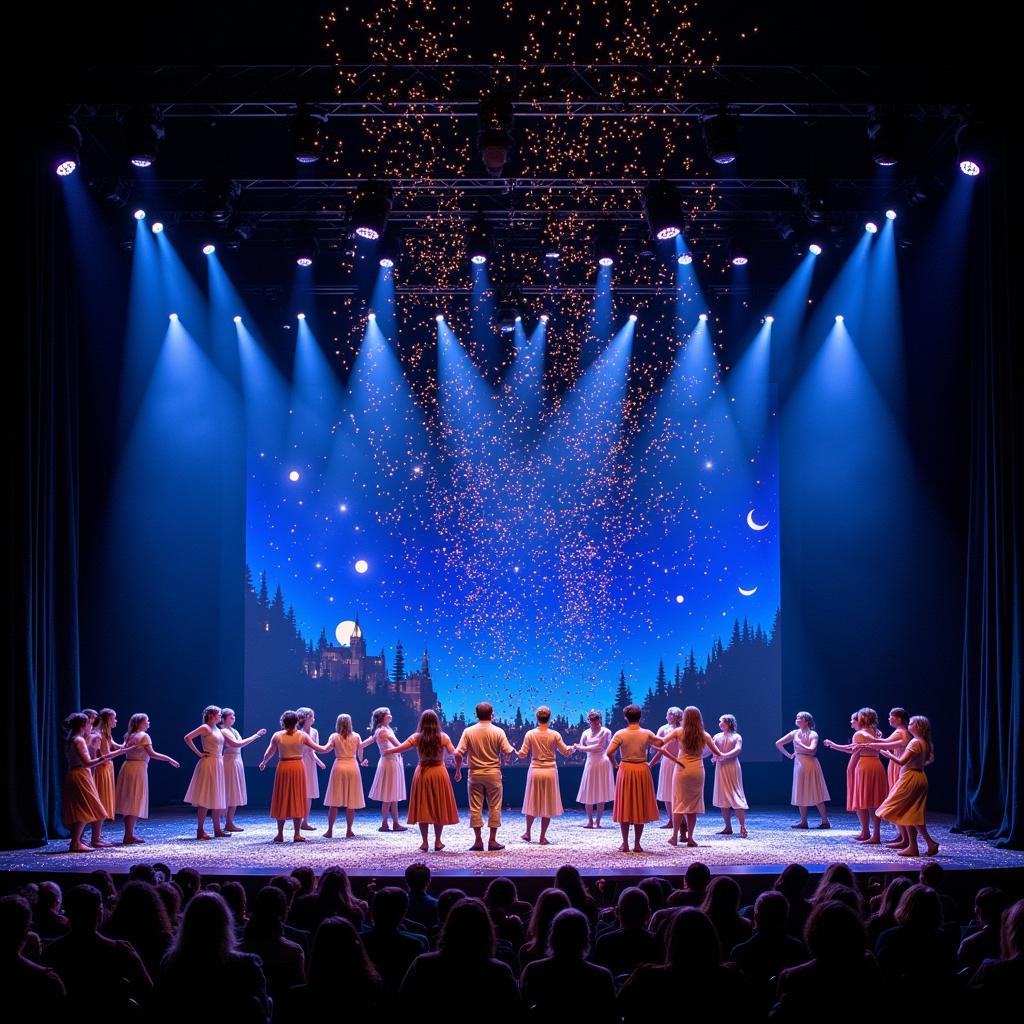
[
  {"x1": 738, "y1": 585, "x2": 758, "y2": 597},
  {"x1": 747, "y1": 510, "x2": 769, "y2": 531}
]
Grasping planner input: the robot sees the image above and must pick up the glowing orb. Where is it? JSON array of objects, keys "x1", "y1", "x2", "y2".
[
  {"x1": 335, "y1": 620, "x2": 357, "y2": 645},
  {"x1": 288, "y1": 470, "x2": 300, "y2": 482},
  {"x1": 354, "y1": 559, "x2": 369, "y2": 574},
  {"x1": 675, "y1": 595, "x2": 685, "y2": 604}
]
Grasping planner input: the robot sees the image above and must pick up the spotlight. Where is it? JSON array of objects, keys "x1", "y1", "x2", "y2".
[
  {"x1": 728, "y1": 235, "x2": 750, "y2": 267},
  {"x1": 808, "y1": 242, "x2": 823, "y2": 256},
  {"x1": 123, "y1": 106, "x2": 164, "y2": 168},
  {"x1": 133, "y1": 209, "x2": 146, "y2": 220},
  {"x1": 351, "y1": 180, "x2": 393, "y2": 240},
  {"x1": 169, "y1": 313, "x2": 178, "y2": 321},
  {"x1": 53, "y1": 118, "x2": 82, "y2": 176},
  {"x1": 368, "y1": 311, "x2": 376, "y2": 321},
  {"x1": 477, "y1": 92, "x2": 514, "y2": 177},
  {"x1": 867, "y1": 107, "x2": 903, "y2": 167},
  {"x1": 800, "y1": 180, "x2": 827, "y2": 224},
  {"x1": 467, "y1": 214, "x2": 491, "y2": 265},
  {"x1": 865, "y1": 221, "x2": 878, "y2": 234},
  {"x1": 702, "y1": 106, "x2": 740, "y2": 165},
  {"x1": 151, "y1": 221, "x2": 164, "y2": 234},
  {"x1": 377, "y1": 231, "x2": 399, "y2": 268},
  {"x1": 202, "y1": 243, "x2": 216, "y2": 255},
  {"x1": 290, "y1": 103, "x2": 327, "y2": 164},
  {"x1": 642, "y1": 181, "x2": 683, "y2": 240},
  {"x1": 835, "y1": 314, "x2": 844, "y2": 322},
  {"x1": 540, "y1": 214, "x2": 562, "y2": 260},
  {"x1": 493, "y1": 285, "x2": 522, "y2": 334},
  {"x1": 545, "y1": 248, "x2": 560, "y2": 260},
  {"x1": 296, "y1": 256, "x2": 313, "y2": 267},
  {"x1": 55, "y1": 159, "x2": 78, "y2": 178},
  {"x1": 629, "y1": 313, "x2": 638, "y2": 322},
  {"x1": 297, "y1": 312, "x2": 306, "y2": 320},
  {"x1": 435, "y1": 313, "x2": 444, "y2": 323},
  {"x1": 698, "y1": 313, "x2": 708, "y2": 322},
  {"x1": 885, "y1": 209, "x2": 897, "y2": 220},
  {"x1": 593, "y1": 221, "x2": 619, "y2": 267},
  {"x1": 678, "y1": 252, "x2": 693, "y2": 265},
  {"x1": 206, "y1": 174, "x2": 241, "y2": 224},
  {"x1": 765, "y1": 315, "x2": 775, "y2": 323},
  {"x1": 540, "y1": 313, "x2": 550, "y2": 324},
  {"x1": 956, "y1": 122, "x2": 983, "y2": 176},
  {"x1": 233, "y1": 315, "x2": 242, "y2": 324}
]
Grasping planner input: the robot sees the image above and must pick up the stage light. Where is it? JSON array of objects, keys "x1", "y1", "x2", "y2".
[
  {"x1": 133, "y1": 209, "x2": 146, "y2": 220},
  {"x1": 698, "y1": 313, "x2": 708, "y2": 322},
  {"x1": 960, "y1": 158, "x2": 981, "y2": 177},
  {"x1": 731, "y1": 255, "x2": 749, "y2": 267},
  {"x1": 867, "y1": 107, "x2": 903, "y2": 167},
  {"x1": 956, "y1": 122, "x2": 983, "y2": 177},
  {"x1": 296, "y1": 256, "x2": 313, "y2": 267},
  {"x1": 351, "y1": 180, "x2": 394, "y2": 240},
  {"x1": 151, "y1": 222, "x2": 164, "y2": 234},
  {"x1": 478, "y1": 91, "x2": 514, "y2": 177},
  {"x1": 545, "y1": 248, "x2": 560, "y2": 260},
  {"x1": 377, "y1": 232, "x2": 399, "y2": 268},
  {"x1": 202, "y1": 243, "x2": 216, "y2": 255},
  {"x1": 808, "y1": 243, "x2": 823, "y2": 256},
  {"x1": 629, "y1": 313, "x2": 638, "y2": 322},
  {"x1": 835, "y1": 314, "x2": 844, "y2": 322},
  {"x1": 540, "y1": 313, "x2": 550, "y2": 324},
  {"x1": 800, "y1": 180, "x2": 827, "y2": 224},
  {"x1": 865, "y1": 221, "x2": 878, "y2": 234},
  {"x1": 642, "y1": 181, "x2": 683, "y2": 240},
  {"x1": 56, "y1": 159, "x2": 77, "y2": 177},
  {"x1": 678, "y1": 252, "x2": 693, "y2": 265},
  {"x1": 290, "y1": 103, "x2": 327, "y2": 164},
  {"x1": 702, "y1": 106, "x2": 740, "y2": 165},
  {"x1": 493, "y1": 286, "x2": 523, "y2": 334},
  {"x1": 123, "y1": 106, "x2": 164, "y2": 168},
  {"x1": 169, "y1": 313, "x2": 179, "y2": 321},
  {"x1": 885, "y1": 209, "x2": 898, "y2": 220},
  {"x1": 729, "y1": 235, "x2": 750, "y2": 266},
  {"x1": 233, "y1": 315, "x2": 242, "y2": 324},
  {"x1": 467, "y1": 214, "x2": 491, "y2": 265},
  {"x1": 207, "y1": 174, "x2": 241, "y2": 224},
  {"x1": 53, "y1": 118, "x2": 82, "y2": 176},
  {"x1": 435, "y1": 313, "x2": 444, "y2": 322},
  {"x1": 368, "y1": 311, "x2": 376, "y2": 321},
  {"x1": 765, "y1": 315, "x2": 775, "y2": 323},
  {"x1": 297, "y1": 312, "x2": 306, "y2": 321},
  {"x1": 594, "y1": 221, "x2": 619, "y2": 267}
]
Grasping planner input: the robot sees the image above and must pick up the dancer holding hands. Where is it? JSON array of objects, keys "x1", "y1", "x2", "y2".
[
  {"x1": 517, "y1": 706, "x2": 575, "y2": 844},
  {"x1": 575, "y1": 710, "x2": 615, "y2": 828},
  {"x1": 660, "y1": 706, "x2": 726, "y2": 847},
  {"x1": 296, "y1": 707, "x2": 326, "y2": 831},
  {"x1": 62, "y1": 712, "x2": 129, "y2": 852},
  {"x1": 872, "y1": 715, "x2": 939, "y2": 857},
  {"x1": 115, "y1": 713, "x2": 179, "y2": 844},
  {"x1": 712, "y1": 714, "x2": 749, "y2": 837},
  {"x1": 824, "y1": 708, "x2": 889, "y2": 843},
  {"x1": 219, "y1": 708, "x2": 267, "y2": 832},
  {"x1": 322, "y1": 713, "x2": 369, "y2": 839},
  {"x1": 367, "y1": 707, "x2": 408, "y2": 832}
]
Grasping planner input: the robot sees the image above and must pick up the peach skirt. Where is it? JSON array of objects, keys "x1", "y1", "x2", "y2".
[
  {"x1": 848, "y1": 756, "x2": 888, "y2": 811},
  {"x1": 270, "y1": 758, "x2": 307, "y2": 820},
  {"x1": 63, "y1": 766, "x2": 108, "y2": 826},
  {"x1": 877, "y1": 768, "x2": 927, "y2": 826},
  {"x1": 613, "y1": 761, "x2": 660, "y2": 824},
  {"x1": 94, "y1": 760, "x2": 116, "y2": 820}
]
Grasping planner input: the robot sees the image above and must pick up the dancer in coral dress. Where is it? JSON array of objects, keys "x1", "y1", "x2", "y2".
[
  {"x1": 712, "y1": 714, "x2": 749, "y2": 837},
  {"x1": 322, "y1": 713, "x2": 369, "y2": 838},
  {"x1": 776, "y1": 712, "x2": 831, "y2": 829},
  {"x1": 575, "y1": 710, "x2": 615, "y2": 828},
  {"x1": 873, "y1": 715, "x2": 939, "y2": 857},
  {"x1": 296, "y1": 707, "x2": 327, "y2": 831},
  {"x1": 516, "y1": 706, "x2": 575, "y2": 844},
  {"x1": 219, "y1": 708, "x2": 267, "y2": 832},
  {"x1": 824, "y1": 708, "x2": 889, "y2": 843},
  {"x1": 367, "y1": 707, "x2": 408, "y2": 832},
  {"x1": 383, "y1": 709, "x2": 460, "y2": 851},
  {"x1": 115, "y1": 713, "x2": 179, "y2": 844},
  {"x1": 61, "y1": 712, "x2": 127, "y2": 853},
  {"x1": 659, "y1": 706, "x2": 726, "y2": 848}
]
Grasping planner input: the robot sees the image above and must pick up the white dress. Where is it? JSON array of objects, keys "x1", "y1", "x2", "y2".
[
  {"x1": 324, "y1": 733, "x2": 366, "y2": 809},
  {"x1": 222, "y1": 726, "x2": 247, "y2": 806},
  {"x1": 576, "y1": 726, "x2": 615, "y2": 804},
  {"x1": 302, "y1": 726, "x2": 321, "y2": 799},
  {"x1": 185, "y1": 726, "x2": 227, "y2": 809},
  {"x1": 655, "y1": 723, "x2": 679, "y2": 802},
  {"x1": 519, "y1": 728, "x2": 570, "y2": 818},
  {"x1": 712, "y1": 731, "x2": 749, "y2": 810},
  {"x1": 368, "y1": 727, "x2": 407, "y2": 802}
]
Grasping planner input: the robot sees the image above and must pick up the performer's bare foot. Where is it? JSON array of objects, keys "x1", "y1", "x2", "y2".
[
  {"x1": 864, "y1": 838, "x2": 881, "y2": 845},
  {"x1": 667, "y1": 835, "x2": 678, "y2": 847},
  {"x1": 488, "y1": 841, "x2": 505, "y2": 851},
  {"x1": 300, "y1": 823, "x2": 316, "y2": 831},
  {"x1": 886, "y1": 839, "x2": 907, "y2": 848},
  {"x1": 378, "y1": 824, "x2": 391, "y2": 832},
  {"x1": 816, "y1": 821, "x2": 831, "y2": 829},
  {"x1": 632, "y1": 844, "x2": 643, "y2": 853},
  {"x1": 293, "y1": 834, "x2": 306, "y2": 843},
  {"x1": 521, "y1": 833, "x2": 532, "y2": 843},
  {"x1": 717, "y1": 827, "x2": 734, "y2": 835},
  {"x1": 686, "y1": 839, "x2": 698, "y2": 847},
  {"x1": 122, "y1": 836, "x2": 144, "y2": 845},
  {"x1": 854, "y1": 833, "x2": 870, "y2": 842},
  {"x1": 582, "y1": 822, "x2": 594, "y2": 829},
  {"x1": 659, "y1": 821, "x2": 674, "y2": 829},
  {"x1": 91, "y1": 839, "x2": 115, "y2": 848},
  {"x1": 419, "y1": 841, "x2": 429, "y2": 851},
  {"x1": 739, "y1": 827, "x2": 748, "y2": 838},
  {"x1": 539, "y1": 837, "x2": 551, "y2": 845},
  {"x1": 469, "y1": 841, "x2": 484, "y2": 851},
  {"x1": 925, "y1": 843, "x2": 940, "y2": 857},
  {"x1": 392, "y1": 824, "x2": 408, "y2": 832},
  {"x1": 197, "y1": 831, "x2": 213, "y2": 840},
  {"x1": 619, "y1": 842, "x2": 629, "y2": 852},
  {"x1": 346, "y1": 830, "x2": 355, "y2": 839},
  {"x1": 214, "y1": 831, "x2": 230, "y2": 838},
  {"x1": 898, "y1": 846, "x2": 920, "y2": 857},
  {"x1": 272, "y1": 834, "x2": 284, "y2": 843},
  {"x1": 226, "y1": 825, "x2": 244, "y2": 832},
  {"x1": 791, "y1": 821, "x2": 808, "y2": 829},
  {"x1": 434, "y1": 841, "x2": 445, "y2": 851},
  {"x1": 69, "y1": 843, "x2": 93, "y2": 853},
  {"x1": 323, "y1": 830, "x2": 334, "y2": 838}
]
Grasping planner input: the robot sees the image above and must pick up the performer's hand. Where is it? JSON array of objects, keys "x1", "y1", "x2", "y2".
[
  {"x1": 169, "y1": 759, "x2": 180, "y2": 769},
  {"x1": 257, "y1": 729, "x2": 267, "y2": 737},
  {"x1": 259, "y1": 763, "x2": 267, "y2": 771},
  {"x1": 361, "y1": 758, "x2": 369, "y2": 766},
  {"x1": 454, "y1": 771, "x2": 462, "y2": 782}
]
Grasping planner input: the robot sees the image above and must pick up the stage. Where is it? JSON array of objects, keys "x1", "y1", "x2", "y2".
[{"x1": 4, "y1": 809, "x2": 1022, "y2": 887}]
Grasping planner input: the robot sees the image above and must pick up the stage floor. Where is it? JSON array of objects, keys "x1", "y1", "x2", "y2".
[{"x1": 3, "y1": 808, "x2": 1023, "y2": 878}]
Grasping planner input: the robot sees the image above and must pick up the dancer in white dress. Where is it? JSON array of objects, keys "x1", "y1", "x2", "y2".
[
  {"x1": 367, "y1": 707, "x2": 408, "y2": 831},
  {"x1": 575, "y1": 710, "x2": 615, "y2": 827},
  {"x1": 712, "y1": 714, "x2": 749, "y2": 837},
  {"x1": 517, "y1": 706, "x2": 575, "y2": 844},
  {"x1": 219, "y1": 708, "x2": 266, "y2": 832},
  {"x1": 115, "y1": 713, "x2": 179, "y2": 844},
  {"x1": 183, "y1": 706, "x2": 230, "y2": 840},
  {"x1": 323, "y1": 713, "x2": 370, "y2": 838},
  {"x1": 296, "y1": 708, "x2": 327, "y2": 830},
  {"x1": 650, "y1": 706, "x2": 683, "y2": 828},
  {"x1": 776, "y1": 711, "x2": 831, "y2": 829}
]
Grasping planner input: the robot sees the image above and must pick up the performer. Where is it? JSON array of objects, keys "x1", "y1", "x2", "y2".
[
  {"x1": 61, "y1": 712, "x2": 126, "y2": 853},
  {"x1": 873, "y1": 715, "x2": 939, "y2": 857},
  {"x1": 650, "y1": 707, "x2": 683, "y2": 829},
  {"x1": 824, "y1": 708, "x2": 889, "y2": 843},
  {"x1": 82, "y1": 708, "x2": 101, "y2": 760},
  {"x1": 516, "y1": 706, "x2": 575, "y2": 844},
  {"x1": 296, "y1": 707, "x2": 327, "y2": 831},
  {"x1": 91, "y1": 708, "x2": 122, "y2": 848},
  {"x1": 115, "y1": 713, "x2": 180, "y2": 844},
  {"x1": 366, "y1": 707, "x2": 408, "y2": 832},
  {"x1": 576, "y1": 710, "x2": 615, "y2": 828},
  {"x1": 383, "y1": 709, "x2": 460, "y2": 851},
  {"x1": 776, "y1": 712, "x2": 831, "y2": 829},
  {"x1": 184, "y1": 705, "x2": 252, "y2": 840},
  {"x1": 322, "y1": 713, "x2": 368, "y2": 839},
  {"x1": 219, "y1": 708, "x2": 267, "y2": 832},
  {"x1": 454, "y1": 701, "x2": 514, "y2": 851},
  {"x1": 606, "y1": 704, "x2": 675, "y2": 853},
  {"x1": 712, "y1": 714, "x2": 749, "y2": 837},
  {"x1": 258, "y1": 710, "x2": 332, "y2": 843},
  {"x1": 659, "y1": 706, "x2": 726, "y2": 847}
]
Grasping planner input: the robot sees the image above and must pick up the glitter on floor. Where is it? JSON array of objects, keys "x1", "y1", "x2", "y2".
[{"x1": 3, "y1": 808, "x2": 1022, "y2": 878}]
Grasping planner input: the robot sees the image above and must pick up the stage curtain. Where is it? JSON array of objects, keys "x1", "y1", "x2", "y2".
[
  {"x1": 956, "y1": 167, "x2": 1024, "y2": 849},
  {"x1": 4, "y1": 161, "x2": 81, "y2": 847}
]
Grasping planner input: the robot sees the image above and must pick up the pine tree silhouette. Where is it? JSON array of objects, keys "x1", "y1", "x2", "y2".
[{"x1": 393, "y1": 641, "x2": 406, "y2": 688}]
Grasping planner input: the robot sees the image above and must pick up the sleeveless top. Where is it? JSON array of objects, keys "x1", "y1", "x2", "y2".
[
  {"x1": 277, "y1": 730, "x2": 305, "y2": 759},
  {"x1": 222, "y1": 726, "x2": 242, "y2": 759},
  {"x1": 199, "y1": 727, "x2": 224, "y2": 757},
  {"x1": 609, "y1": 727, "x2": 657, "y2": 763},
  {"x1": 331, "y1": 733, "x2": 362, "y2": 760}
]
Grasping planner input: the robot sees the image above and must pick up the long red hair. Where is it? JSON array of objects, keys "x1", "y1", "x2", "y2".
[{"x1": 681, "y1": 706, "x2": 705, "y2": 754}]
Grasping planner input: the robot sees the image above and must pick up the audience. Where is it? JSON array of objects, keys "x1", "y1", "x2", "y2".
[
  {"x1": 519, "y1": 887, "x2": 571, "y2": 970},
  {"x1": 729, "y1": 891, "x2": 807, "y2": 1013},
  {"x1": 361, "y1": 886, "x2": 428, "y2": 989},
  {"x1": 240, "y1": 886, "x2": 305, "y2": 1003},
  {"x1": 957, "y1": 886, "x2": 1009, "y2": 972},
  {"x1": 404, "y1": 862, "x2": 439, "y2": 933},
  {"x1": 592, "y1": 886, "x2": 660, "y2": 979},
  {"x1": 0, "y1": 895, "x2": 66, "y2": 1011}
]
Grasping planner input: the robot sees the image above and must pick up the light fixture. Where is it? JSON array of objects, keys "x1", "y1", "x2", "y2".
[
  {"x1": 477, "y1": 92, "x2": 514, "y2": 177},
  {"x1": 808, "y1": 242, "x2": 823, "y2": 256},
  {"x1": 629, "y1": 313, "x2": 638, "y2": 322},
  {"x1": 835, "y1": 314, "x2": 844, "y2": 322},
  {"x1": 368, "y1": 311, "x2": 376, "y2": 321},
  {"x1": 202, "y1": 243, "x2": 216, "y2": 255},
  {"x1": 594, "y1": 221, "x2": 619, "y2": 267},
  {"x1": 677, "y1": 252, "x2": 693, "y2": 265},
  {"x1": 642, "y1": 181, "x2": 682, "y2": 240},
  {"x1": 133, "y1": 209, "x2": 146, "y2": 220},
  {"x1": 233, "y1": 315, "x2": 242, "y2": 324},
  {"x1": 351, "y1": 180, "x2": 394, "y2": 240},
  {"x1": 728, "y1": 234, "x2": 750, "y2": 266},
  {"x1": 297, "y1": 312, "x2": 306, "y2": 321},
  {"x1": 885, "y1": 209, "x2": 898, "y2": 220},
  {"x1": 435, "y1": 313, "x2": 444, "y2": 322},
  {"x1": 290, "y1": 103, "x2": 327, "y2": 164},
  {"x1": 53, "y1": 118, "x2": 82, "y2": 176},
  {"x1": 207, "y1": 173, "x2": 241, "y2": 224},
  {"x1": 956, "y1": 122, "x2": 983, "y2": 176},
  {"x1": 698, "y1": 313, "x2": 708, "y2": 322},
  {"x1": 123, "y1": 106, "x2": 165, "y2": 168},
  {"x1": 867, "y1": 107, "x2": 903, "y2": 167},
  {"x1": 151, "y1": 221, "x2": 164, "y2": 234},
  {"x1": 377, "y1": 231, "x2": 399, "y2": 268},
  {"x1": 169, "y1": 313, "x2": 179, "y2": 321},
  {"x1": 765, "y1": 315, "x2": 775, "y2": 323},
  {"x1": 467, "y1": 214, "x2": 491, "y2": 265},
  {"x1": 295, "y1": 234, "x2": 317, "y2": 267},
  {"x1": 702, "y1": 106, "x2": 740, "y2": 165},
  {"x1": 865, "y1": 221, "x2": 878, "y2": 234}
]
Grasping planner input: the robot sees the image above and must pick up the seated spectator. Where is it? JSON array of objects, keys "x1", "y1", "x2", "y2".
[
  {"x1": 436, "y1": 887, "x2": 468, "y2": 928},
  {"x1": 958, "y1": 887, "x2": 1009, "y2": 973},
  {"x1": 221, "y1": 881, "x2": 248, "y2": 938},
  {"x1": 813, "y1": 883, "x2": 863, "y2": 917},
  {"x1": 173, "y1": 868, "x2": 201, "y2": 905},
  {"x1": 361, "y1": 887, "x2": 428, "y2": 990},
  {"x1": 773, "y1": 864, "x2": 812, "y2": 939},
  {"x1": 290, "y1": 866, "x2": 316, "y2": 900},
  {"x1": 87, "y1": 870, "x2": 118, "y2": 912},
  {"x1": 919, "y1": 861, "x2": 961, "y2": 950},
  {"x1": 485, "y1": 877, "x2": 526, "y2": 949},
  {"x1": 812, "y1": 864, "x2": 855, "y2": 903},
  {"x1": 43, "y1": 885, "x2": 151, "y2": 1005},
  {"x1": 399, "y1": 898, "x2": 522, "y2": 1020},
  {"x1": 128, "y1": 864, "x2": 159, "y2": 886},
  {"x1": 966, "y1": 898, "x2": 1024, "y2": 1012},
  {"x1": 730, "y1": 891, "x2": 807, "y2": 1013},
  {"x1": 268, "y1": 875, "x2": 309, "y2": 953},
  {"x1": 593, "y1": 887, "x2": 660, "y2": 979},
  {"x1": 701, "y1": 876, "x2": 753, "y2": 955},
  {"x1": 102, "y1": 880, "x2": 173, "y2": 980},
  {"x1": 521, "y1": 908, "x2": 616, "y2": 1020},
  {"x1": 866, "y1": 876, "x2": 912, "y2": 947},
  {"x1": 240, "y1": 887, "x2": 305, "y2": 1004},
  {"x1": 155, "y1": 882, "x2": 182, "y2": 929},
  {"x1": 636, "y1": 876, "x2": 669, "y2": 917},
  {"x1": 555, "y1": 864, "x2": 598, "y2": 925},
  {"x1": 404, "y1": 862, "x2": 439, "y2": 934},
  {"x1": 650, "y1": 863, "x2": 712, "y2": 952},
  {"x1": 519, "y1": 888, "x2": 571, "y2": 971},
  {"x1": 0, "y1": 895, "x2": 66, "y2": 1011},
  {"x1": 155, "y1": 891, "x2": 268, "y2": 1024},
  {"x1": 290, "y1": 867, "x2": 365, "y2": 934},
  {"x1": 32, "y1": 881, "x2": 69, "y2": 940}
]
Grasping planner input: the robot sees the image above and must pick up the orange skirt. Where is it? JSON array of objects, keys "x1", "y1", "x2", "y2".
[
  {"x1": 63, "y1": 766, "x2": 108, "y2": 826},
  {"x1": 270, "y1": 758, "x2": 307, "y2": 821},
  {"x1": 94, "y1": 760, "x2": 116, "y2": 820},
  {"x1": 848, "y1": 756, "x2": 888, "y2": 811},
  {"x1": 407, "y1": 762, "x2": 460, "y2": 825},
  {"x1": 613, "y1": 761, "x2": 660, "y2": 824},
  {"x1": 877, "y1": 768, "x2": 928, "y2": 826}
]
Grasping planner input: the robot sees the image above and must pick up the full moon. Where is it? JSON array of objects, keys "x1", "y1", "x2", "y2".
[
  {"x1": 335, "y1": 620, "x2": 357, "y2": 645},
  {"x1": 746, "y1": 510, "x2": 769, "y2": 531},
  {"x1": 675, "y1": 595, "x2": 685, "y2": 604},
  {"x1": 288, "y1": 470, "x2": 300, "y2": 482},
  {"x1": 354, "y1": 559, "x2": 369, "y2": 574}
]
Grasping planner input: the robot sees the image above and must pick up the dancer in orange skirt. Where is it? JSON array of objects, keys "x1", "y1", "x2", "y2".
[
  {"x1": 383, "y1": 709, "x2": 460, "y2": 852},
  {"x1": 824, "y1": 707, "x2": 890, "y2": 844},
  {"x1": 873, "y1": 715, "x2": 939, "y2": 857},
  {"x1": 259, "y1": 710, "x2": 332, "y2": 843},
  {"x1": 91, "y1": 709, "x2": 123, "y2": 848},
  {"x1": 606, "y1": 704, "x2": 678, "y2": 853},
  {"x1": 860, "y1": 707, "x2": 912, "y2": 844},
  {"x1": 61, "y1": 712, "x2": 128, "y2": 853}
]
